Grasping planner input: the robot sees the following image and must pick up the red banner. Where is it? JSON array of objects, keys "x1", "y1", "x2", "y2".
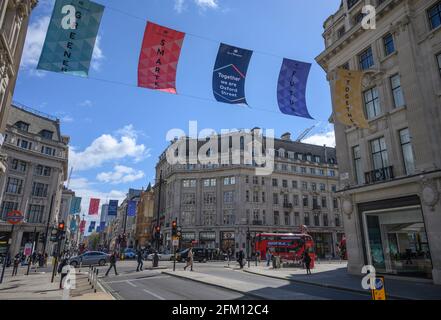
[
  {"x1": 79, "y1": 220, "x2": 86, "y2": 233},
  {"x1": 88, "y1": 198, "x2": 100, "y2": 215},
  {"x1": 138, "y1": 22, "x2": 185, "y2": 94}
]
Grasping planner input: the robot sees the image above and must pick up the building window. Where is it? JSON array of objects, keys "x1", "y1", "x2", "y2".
[
  {"x1": 390, "y1": 74, "x2": 405, "y2": 108},
  {"x1": 253, "y1": 191, "x2": 259, "y2": 203},
  {"x1": 383, "y1": 33, "x2": 395, "y2": 56},
  {"x1": 302, "y1": 195, "x2": 309, "y2": 208},
  {"x1": 11, "y1": 159, "x2": 26, "y2": 172},
  {"x1": 17, "y1": 139, "x2": 32, "y2": 150},
  {"x1": 323, "y1": 214, "x2": 329, "y2": 227},
  {"x1": 223, "y1": 176, "x2": 236, "y2": 185},
  {"x1": 321, "y1": 197, "x2": 327, "y2": 208},
  {"x1": 32, "y1": 182, "x2": 49, "y2": 197},
  {"x1": 331, "y1": 185, "x2": 337, "y2": 192},
  {"x1": 301, "y1": 167, "x2": 306, "y2": 174},
  {"x1": 292, "y1": 181, "x2": 298, "y2": 189},
  {"x1": 262, "y1": 210, "x2": 266, "y2": 225},
  {"x1": 282, "y1": 180, "x2": 288, "y2": 188},
  {"x1": 428, "y1": 2, "x2": 441, "y2": 30},
  {"x1": 304, "y1": 212, "x2": 310, "y2": 226},
  {"x1": 252, "y1": 176, "x2": 259, "y2": 185},
  {"x1": 273, "y1": 193, "x2": 279, "y2": 205},
  {"x1": 182, "y1": 211, "x2": 195, "y2": 226},
  {"x1": 182, "y1": 179, "x2": 196, "y2": 188},
  {"x1": 6, "y1": 177, "x2": 23, "y2": 194},
  {"x1": 314, "y1": 213, "x2": 320, "y2": 227},
  {"x1": 14, "y1": 121, "x2": 29, "y2": 132},
  {"x1": 27, "y1": 205, "x2": 45, "y2": 224},
  {"x1": 294, "y1": 212, "x2": 300, "y2": 226},
  {"x1": 35, "y1": 165, "x2": 52, "y2": 177},
  {"x1": 245, "y1": 175, "x2": 249, "y2": 184},
  {"x1": 359, "y1": 47, "x2": 374, "y2": 70},
  {"x1": 245, "y1": 190, "x2": 250, "y2": 202},
  {"x1": 203, "y1": 178, "x2": 216, "y2": 187},
  {"x1": 274, "y1": 211, "x2": 280, "y2": 226},
  {"x1": 347, "y1": 0, "x2": 360, "y2": 10},
  {"x1": 337, "y1": 26, "x2": 345, "y2": 39},
  {"x1": 335, "y1": 214, "x2": 341, "y2": 227},
  {"x1": 364, "y1": 87, "x2": 381, "y2": 119},
  {"x1": 262, "y1": 192, "x2": 266, "y2": 203},
  {"x1": 223, "y1": 209, "x2": 235, "y2": 225},
  {"x1": 302, "y1": 181, "x2": 308, "y2": 190},
  {"x1": 41, "y1": 146, "x2": 55, "y2": 156},
  {"x1": 202, "y1": 211, "x2": 216, "y2": 226},
  {"x1": 311, "y1": 183, "x2": 317, "y2": 191},
  {"x1": 40, "y1": 130, "x2": 54, "y2": 140},
  {"x1": 399, "y1": 128, "x2": 416, "y2": 175},
  {"x1": 203, "y1": 193, "x2": 216, "y2": 205},
  {"x1": 371, "y1": 137, "x2": 389, "y2": 170},
  {"x1": 333, "y1": 198, "x2": 339, "y2": 209},
  {"x1": 1, "y1": 201, "x2": 19, "y2": 220},
  {"x1": 272, "y1": 178, "x2": 278, "y2": 187},
  {"x1": 320, "y1": 183, "x2": 326, "y2": 192},
  {"x1": 353, "y1": 145, "x2": 364, "y2": 184},
  {"x1": 284, "y1": 212, "x2": 291, "y2": 226},
  {"x1": 223, "y1": 191, "x2": 234, "y2": 204}
]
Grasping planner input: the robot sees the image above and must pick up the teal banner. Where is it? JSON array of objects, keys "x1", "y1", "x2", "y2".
[
  {"x1": 70, "y1": 196, "x2": 82, "y2": 214},
  {"x1": 37, "y1": 0, "x2": 104, "y2": 77}
]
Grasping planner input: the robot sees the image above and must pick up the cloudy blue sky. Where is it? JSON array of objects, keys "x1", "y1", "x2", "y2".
[{"x1": 14, "y1": 0, "x2": 341, "y2": 227}]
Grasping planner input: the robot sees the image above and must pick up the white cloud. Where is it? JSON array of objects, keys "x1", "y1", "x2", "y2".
[
  {"x1": 174, "y1": 0, "x2": 219, "y2": 13},
  {"x1": 21, "y1": 16, "x2": 50, "y2": 70},
  {"x1": 91, "y1": 36, "x2": 104, "y2": 71},
  {"x1": 303, "y1": 129, "x2": 336, "y2": 147},
  {"x1": 97, "y1": 165, "x2": 145, "y2": 185},
  {"x1": 69, "y1": 126, "x2": 150, "y2": 171},
  {"x1": 79, "y1": 100, "x2": 93, "y2": 107},
  {"x1": 61, "y1": 115, "x2": 74, "y2": 123}
]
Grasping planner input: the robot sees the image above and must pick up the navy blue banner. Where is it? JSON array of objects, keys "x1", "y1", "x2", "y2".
[
  {"x1": 127, "y1": 200, "x2": 137, "y2": 217},
  {"x1": 88, "y1": 221, "x2": 96, "y2": 233},
  {"x1": 108, "y1": 200, "x2": 118, "y2": 216},
  {"x1": 277, "y1": 59, "x2": 313, "y2": 119},
  {"x1": 212, "y1": 43, "x2": 253, "y2": 105}
]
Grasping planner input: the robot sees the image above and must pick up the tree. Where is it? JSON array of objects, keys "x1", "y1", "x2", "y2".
[{"x1": 88, "y1": 232, "x2": 100, "y2": 251}]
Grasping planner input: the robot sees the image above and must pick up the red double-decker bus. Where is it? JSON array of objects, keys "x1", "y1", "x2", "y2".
[{"x1": 255, "y1": 233, "x2": 316, "y2": 268}]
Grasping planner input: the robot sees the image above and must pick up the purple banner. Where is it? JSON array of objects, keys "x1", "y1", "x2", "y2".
[
  {"x1": 277, "y1": 59, "x2": 313, "y2": 119},
  {"x1": 127, "y1": 200, "x2": 137, "y2": 217}
]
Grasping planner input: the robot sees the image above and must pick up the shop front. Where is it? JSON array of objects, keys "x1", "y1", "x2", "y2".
[
  {"x1": 310, "y1": 232, "x2": 333, "y2": 258},
  {"x1": 0, "y1": 231, "x2": 11, "y2": 258},
  {"x1": 359, "y1": 196, "x2": 433, "y2": 279},
  {"x1": 220, "y1": 231, "x2": 235, "y2": 254},
  {"x1": 181, "y1": 232, "x2": 196, "y2": 249},
  {"x1": 199, "y1": 231, "x2": 216, "y2": 249}
]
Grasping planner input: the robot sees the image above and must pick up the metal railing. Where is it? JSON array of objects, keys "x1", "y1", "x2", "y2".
[{"x1": 364, "y1": 166, "x2": 394, "y2": 184}]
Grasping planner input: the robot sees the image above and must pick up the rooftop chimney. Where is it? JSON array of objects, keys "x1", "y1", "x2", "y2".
[{"x1": 281, "y1": 132, "x2": 291, "y2": 141}]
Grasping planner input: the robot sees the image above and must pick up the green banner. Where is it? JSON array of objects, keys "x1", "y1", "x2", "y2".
[{"x1": 37, "y1": 0, "x2": 104, "y2": 77}]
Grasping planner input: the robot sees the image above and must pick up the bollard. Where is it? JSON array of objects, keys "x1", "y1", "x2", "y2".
[{"x1": 94, "y1": 269, "x2": 98, "y2": 293}]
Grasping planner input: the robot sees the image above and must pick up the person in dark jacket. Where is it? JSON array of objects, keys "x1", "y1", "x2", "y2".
[
  {"x1": 303, "y1": 250, "x2": 312, "y2": 275},
  {"x1": 105, "y1": 252, "x2": 118, "y2": 276},
  {"x1": 12, "y1": 254, "x2": 20, "y2": 276},
  {"x1": 237, "y1": 250, "x2": 244, "y2": 269},
  {"x1": 136, "y1": 249, "x2": 143, "y2": 272}
]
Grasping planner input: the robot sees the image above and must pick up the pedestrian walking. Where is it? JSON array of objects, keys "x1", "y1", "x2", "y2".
[
  {"x1": 12, "y1": 254, "x2": 20, "y2": 276},
  {"x1": 58, "y1": 258, "x2": 68, "y2": 289},
  {"x1": 105, "y1": 252, "x2": 118, "y2": 276},
  {"x1": 265, "y1": 249, "x2": 272, "y2": 267},
  {"x1": 303, "y1": 250, "x2": 312, "y2": 275},
  {"x1": 136, "y1": 249, "x2": 143, "y2": 272},
  {"x1": 237, "y1": 250, "x2": 244, "y2": 269},
  {"x1": 184, "y1": 247, "x2": 194, "y2": 271}
]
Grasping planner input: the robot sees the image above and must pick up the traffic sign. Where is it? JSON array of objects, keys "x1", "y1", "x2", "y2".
[
  {"x1": 371, "y1": 276, "x2": 386, "y2": 300},
  {"x1": 6, "y1": 210, "x2": 23, "y2": 225}
]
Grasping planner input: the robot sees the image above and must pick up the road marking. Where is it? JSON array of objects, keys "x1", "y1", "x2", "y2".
[
  {"x1": 126, "y1": 281, "x2": 137, "y2": 288},
  {"x1": 104, "y1": 275, "x2": 171, "y2": 284},
  {"x1": 143, "y1": 288, "x2": 166, "y2": 300}
]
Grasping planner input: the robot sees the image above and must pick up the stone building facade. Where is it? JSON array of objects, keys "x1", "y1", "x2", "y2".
[
  {"x1": 154, "y1": 130, "x2": 343, "y2": 258},
  {"x1": 316, "y1": 0, "x2": 441, "y2": 283},
  {"x1": 0, "y1": 103, "x2": 69, "y2": 257},
  {"x1": 135, "y1": 184, "x2": 154, "y2": 249},
  {"x1": 0, "y1": 0, "x2": 38, "y2": 180}
]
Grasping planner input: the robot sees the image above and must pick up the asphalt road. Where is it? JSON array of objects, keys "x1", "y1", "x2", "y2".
[{"x1": 96, "y1": 261, "x2": 370, "y2": 300}]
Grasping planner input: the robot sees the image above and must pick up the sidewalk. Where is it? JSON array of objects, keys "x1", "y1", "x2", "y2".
[
  {"x1": 0, "y1": 266, "x2": 114, "y2": 300},
  {"x1": 241, "y1": 263, "x2": 441, "y2": 300}
]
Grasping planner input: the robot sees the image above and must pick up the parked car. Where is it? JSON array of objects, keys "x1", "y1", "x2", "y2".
[
  {"x1": 69, "y1": 251, "x2": 110, "y2": 267},
  {"x1": 123, "y1": 248, "x2": 137, "y2": 260},
  {"x1": 178, "y1": 248, "x2": 210, "y2": 263},
  {"x1": 146, "y1": 252, "x2": 174, "y2": 261}
]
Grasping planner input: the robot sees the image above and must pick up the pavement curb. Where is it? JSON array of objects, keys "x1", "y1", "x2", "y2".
[
  {"x1": 162, "y1": 271, "x2": 271, "y2": 300},
  {"x1": 97, "y1": 278, "x2": 123, "y2": 300},
  {"x1": 241, "y1": 269, "x2": 411, "y2": 300}
]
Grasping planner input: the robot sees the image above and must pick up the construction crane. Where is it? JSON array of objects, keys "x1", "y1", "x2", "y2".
[{"x1": 296, "y1": 124, "x2": 317, "y2": 142}]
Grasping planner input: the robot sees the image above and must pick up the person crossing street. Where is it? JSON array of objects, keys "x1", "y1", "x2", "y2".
[
  {"x1": 105, "y1": 252, "x2": 118, "y2": 276},
  {"x1": 183, "y1": 247, "x2": 194, "y2": 271},
  {"x1": 136, "y1": 249, "x2": 143, "y2": 272}
]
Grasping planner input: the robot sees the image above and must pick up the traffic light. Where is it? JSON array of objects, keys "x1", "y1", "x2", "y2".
[
  {"x1": 58, "y1": 221, "x2": 65, "y2": 231},
  {"x1": 176, "y1": 226, "x2": 182, "y2": 239},
  {"x1": 171, "y1": 220, "x2": 177, "y2": 237},
  {"x1": 50, "y1": 229, "x2": 58, "y2": 242},
  {"x1": 246, "y1": 230, "x2": 251, "y2": 241},
  {"x1": 155, "y1": 226, "x2": 161, "y2": 239}
]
